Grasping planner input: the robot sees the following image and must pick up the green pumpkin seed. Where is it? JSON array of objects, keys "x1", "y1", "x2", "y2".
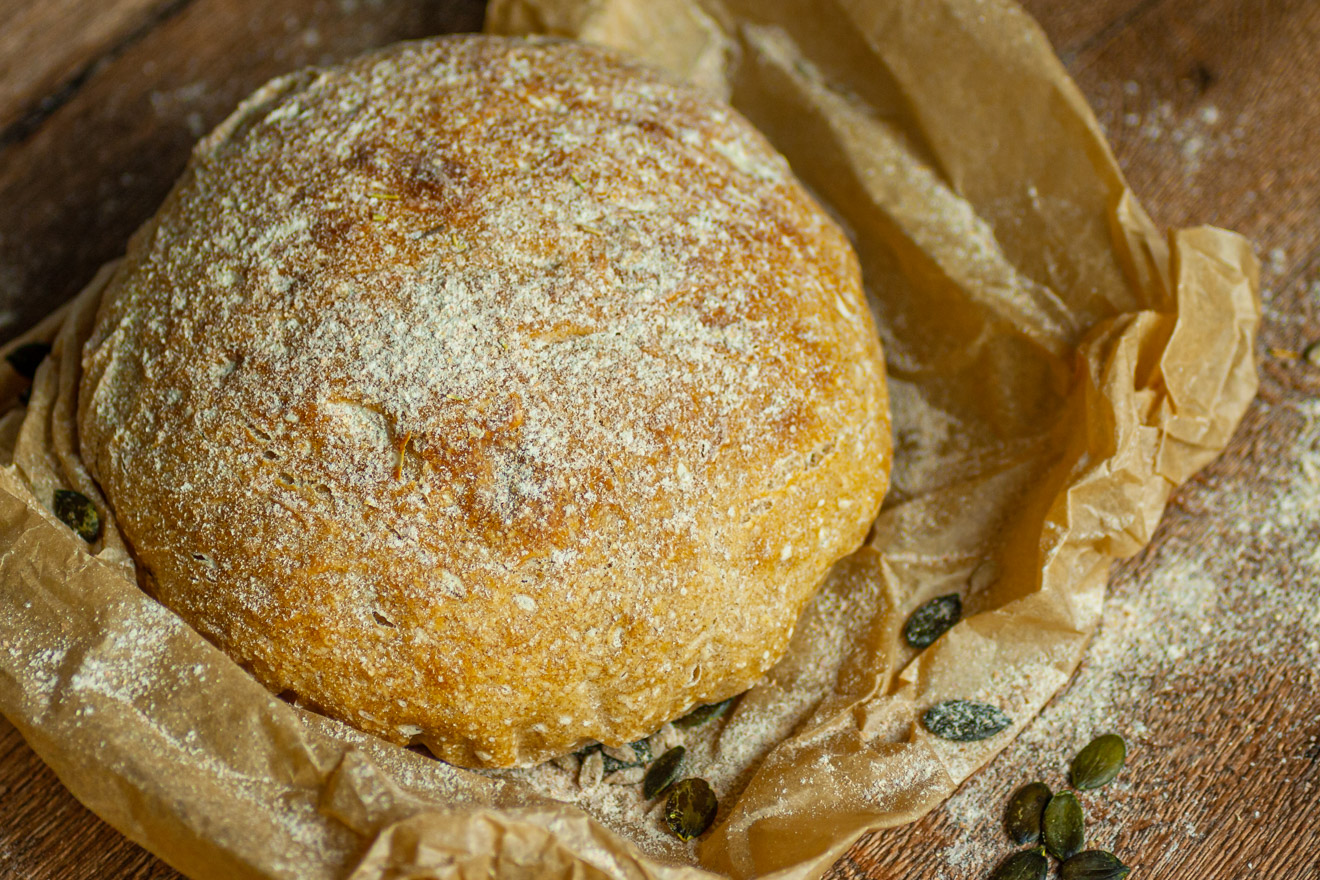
[
  {"x1": 674, "y1": 695, "x2": 737, "y2": 729},
  {"x1": 987, "y1": 848, "x2": 1048, "y2": 880},
  {"x1": 923, "y1": 700, "x2": 1011, "y2": 741},
  {"x1": 904, "y1": 593, "x2": 962, "y2": 648},
  {"x1": 1005, "y1": 781, "x2": 1051, "y2": 845},
  {"x1": 643, "y1": 746, "x2": 685, "y2": 799},
  {"x1": 1060, "y1": 850, "x2": 1131, "y2": 880},
  {"x1": 53, "y1": 489, "x2": 100, "y2": 543},
  {"x1": 6, "y1": 342, "x2": 50, "y2": 380},
  {"x1": 1304, "y1": 340, "x2": 1320, "y2": 367},
  {"x1": 1071, "y1": 734, "x2": 1127, "y2": 790},
  {"x1": 1043, "y1": 791, "x2": 1085, "y2": 860},
  {"x1": 664, "y1": 777, "x2": 717, "y2": 840}
]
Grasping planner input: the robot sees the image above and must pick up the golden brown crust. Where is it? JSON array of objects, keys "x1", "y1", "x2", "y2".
[{"x1": 77, "y1": 34, "x2": 891, "y2": 767}]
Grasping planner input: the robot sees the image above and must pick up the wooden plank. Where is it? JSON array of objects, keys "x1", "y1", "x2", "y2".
[{"x1": 0, "y1": 0, "x2": 168, "y2": 132}]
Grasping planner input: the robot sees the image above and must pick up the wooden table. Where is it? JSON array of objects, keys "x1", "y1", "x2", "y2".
[{"x1": 2, "y1": 1, "x2": 1317, "y2": 877}]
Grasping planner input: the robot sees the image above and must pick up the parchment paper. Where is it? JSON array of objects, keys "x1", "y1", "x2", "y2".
[{"x1": 0, "y1": 0, "x2": 1259, "y2": 878}]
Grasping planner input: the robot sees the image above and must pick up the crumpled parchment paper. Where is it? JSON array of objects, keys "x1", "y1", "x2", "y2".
[{"x1": 0, "y1": 0, "x2": 1259, "y2": 878}]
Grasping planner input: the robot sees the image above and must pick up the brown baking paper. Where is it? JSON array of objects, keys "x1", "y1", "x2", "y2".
[{"x1": 0, "y1": 0, "x2": 1259, "y2": 878}]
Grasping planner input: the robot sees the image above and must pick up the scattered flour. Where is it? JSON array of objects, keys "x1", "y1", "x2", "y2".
[{"x1": 1122, "y1": 100, "x2": 1246, "y2": 176}]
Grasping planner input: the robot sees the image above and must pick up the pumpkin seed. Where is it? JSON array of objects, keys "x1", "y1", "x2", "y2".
[
  {"x1": 1060, "y1": 850, "x2": 1131, "y2": 880},
  {"x1": 987, "y1": 848, "x2": 1048, "y2": 880},
  {"x1": 1005, "y1": 781, "x2": 1051, "y2": 845},
  {"x1": 1043, "y1": 791, "x2": 1085, "y2": 860},
  {"x1": 674, "y1": 696, "x2": 737, "y2": 729},
  {"x1": 53, "y1": 489, "x2": 100, "y2": 543},
  {"x1": 903, "y1": 593, "x2": 962, "y2": 648},
  {"x1": 643, "y1": 746, "x2": 685, "y2": 799},
  {"x1": 6, "y1": 342, "x2": 50, "y2": 380},
  {"x1": 664, "y1": 777, "x2": 717, "y2": 840},
  {"x1": 1304, "y1": 340, "x2": 1320, "y2": 367},
  {"x1": 923, "y1": 700, "x2": 1012, "y2": 741},
  {"x1": 1071, "y1": 734, "x2": 1127, "y2": 790}
]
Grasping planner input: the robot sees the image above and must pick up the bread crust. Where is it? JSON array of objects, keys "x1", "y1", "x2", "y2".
[{"x1": 77, "y1": 35, "x2": 891, "y2": 767}]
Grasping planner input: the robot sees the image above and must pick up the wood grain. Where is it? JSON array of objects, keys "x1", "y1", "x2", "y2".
[
  {"x1": 1017, "y1": 0, "x2": 1153, "y2": 58},
  {"x1": 2, "y1": 1, "x2": 1319, "y2": 878},
  {"x1": 0, "y1": 715, "x2": 176, "y2": 879},
  {"x1": 0, "y1": 0, "x2": 173, "y2": 132},
  {"x1": 1069, "y1": 0, "x2": 1320, "y2": 269}
]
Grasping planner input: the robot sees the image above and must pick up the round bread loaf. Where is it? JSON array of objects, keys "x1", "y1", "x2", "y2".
[{"x1": 77, "y1": 34, "x2": 891, "y2": 767}]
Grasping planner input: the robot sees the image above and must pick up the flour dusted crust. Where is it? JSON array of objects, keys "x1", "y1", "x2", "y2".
[{"x1": 76, "y1": 35, "x2": 891, "y2": 768}]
